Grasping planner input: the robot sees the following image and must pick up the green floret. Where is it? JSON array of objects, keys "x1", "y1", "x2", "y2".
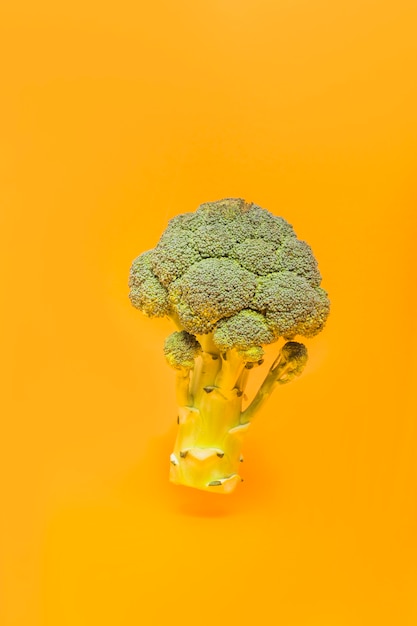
[
  {"x1": 252, "y1": 271, "x2": 330, "y2": 339},
  {"x1": 297, "y1": 286, "x2": 330, "y2": 337},
  {"x1": 195, "y1": 221, "x2": 244, "y2": 258},
  {"x1": 164, "y1": 331, "x2": 202, "y2": 370},
  {"x1": 213, "y1": 309, "x2": 275, "y2": 352},
  {"x1": 151, "y1": 229, "x2": 201, "y2": 287},
  {"x1": 276, "y1": 237, "x2": 322, "y2": 286},
  {"x1": 128, "y1": 251, "x2": 171, "y2": 317},
  {"x1": 279, "y1": 341, "x2": 308, "y2": 376},
  {"x1": 243, "y1": 204, "x2": 295, "y2": 245},
  {"x1": 231, "y1": 239, "x2": 281, "y2": 275},
  {"x1": 168, "y1": 258, "x2": 257, "y2": 335},
  {"x1": 194, "y1": 200, "x2": 256, "y2": 256}
]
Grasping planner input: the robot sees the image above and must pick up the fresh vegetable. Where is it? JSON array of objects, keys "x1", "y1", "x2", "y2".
[{"x1": 129, "y1": 198, "x2": 330, "y2": 493}]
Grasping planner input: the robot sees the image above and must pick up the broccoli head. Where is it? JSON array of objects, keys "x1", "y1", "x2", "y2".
[{"x1": 129, "y1": 198, "x2": 330, "y2": 493}]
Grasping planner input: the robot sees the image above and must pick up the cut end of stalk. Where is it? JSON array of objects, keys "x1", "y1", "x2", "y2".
[
  {"x1": 169, "y1": 429, "x2": 250, "y2": 494},
  {"x1": 170, "y1": 460, "x2": 243, "y2": 494}
]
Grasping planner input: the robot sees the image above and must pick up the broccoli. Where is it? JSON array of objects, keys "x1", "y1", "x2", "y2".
[{"x1": 129, "y1": 198, "x2": 330, "y2": 493}]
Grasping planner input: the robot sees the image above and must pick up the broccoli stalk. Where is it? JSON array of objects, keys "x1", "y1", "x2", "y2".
[
  {"x1": 167, "y1": 332, "x2": 307, "y2": 492},
  {"x1": 129, "y1": 198, "x2": 330, "y2": 493}
]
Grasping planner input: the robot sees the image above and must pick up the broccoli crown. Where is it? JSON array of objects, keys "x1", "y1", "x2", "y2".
[
  {"x1": 280, "y1": 341, "x2": 308, "y2": 375},
  {"x1": 129, "y1": 198, "x2": 330, "y2": 346},
  {"x1": 164, "y1": 331, "x2": 202, "y2": 370}
]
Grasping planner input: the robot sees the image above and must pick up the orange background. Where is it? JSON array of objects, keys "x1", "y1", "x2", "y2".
[{"x1": 1, "y1": 1, "x2": 416, "y2": 625}]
